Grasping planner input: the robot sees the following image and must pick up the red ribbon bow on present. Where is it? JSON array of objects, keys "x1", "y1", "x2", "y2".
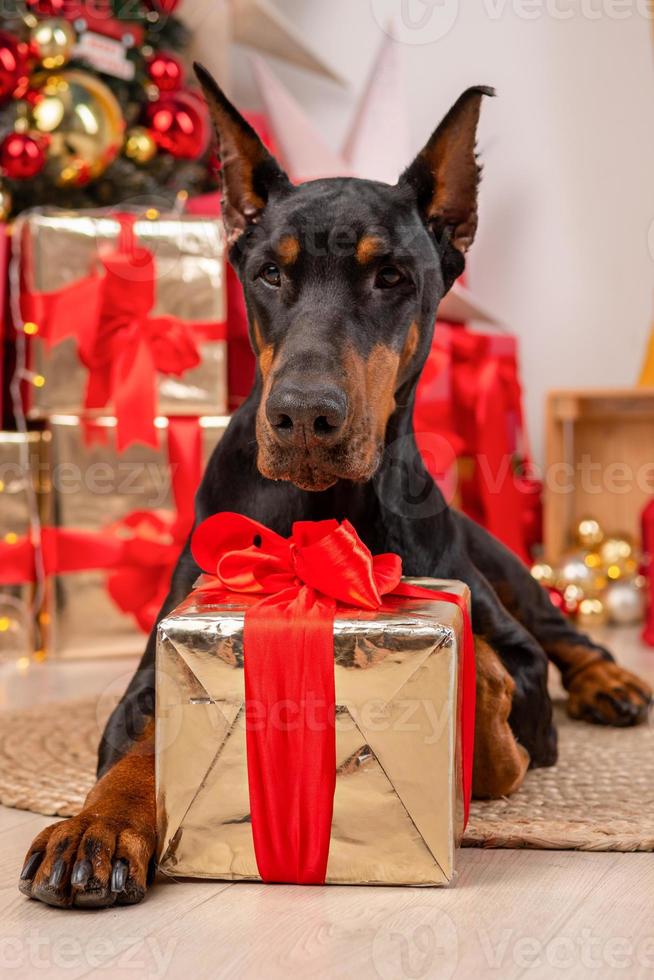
[
  {"x1": 105, "y1": 510, "x2": 183, "y2": 633},
  {"x1": 80, "y1": 222, "x2": 201, "y2": 451},
  {"x1": 191, "y1": 513, "x2": 476, "y2": 885},
  {"x1": 20, "y1": 215, "x2": 225, "y2": 451}
]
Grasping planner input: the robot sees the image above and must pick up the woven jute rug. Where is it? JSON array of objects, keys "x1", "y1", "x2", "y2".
[{"x1": 0, "y1": 698, "x2": 652, "y2": 850}]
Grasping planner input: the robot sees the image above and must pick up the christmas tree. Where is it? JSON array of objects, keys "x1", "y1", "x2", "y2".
[{"x1": 0, "y1": 0, "x2": 217, "y2": 218}]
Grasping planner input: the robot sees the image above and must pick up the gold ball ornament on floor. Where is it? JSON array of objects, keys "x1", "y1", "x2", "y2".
[
  {"x1": 29, "y1": 70, "x2": 124, "y2": 186},
  {"x1": 124, "y1": 126, "x2": 157, "y2": 164},
  {"x1": 30, "y1": 18, "x2": 75, "y2": 69},
  {"x1": 599, "y1": 535, "x2": 633, "y2": 567},
  {"x1": 530, "y1": 562, "x2": 554, "y2": 586},
  {"x1": 575, "y1": 517, "x2": 604, "y2": 550},
  {"x1": 604, "y1": 578, "x2": 647, "y2": 625},
  {"x1": 556, "y1": 553, "x2": 606, "y2": 595},
  {"x1": 576, "y1": 596, "x2": 607, "y2": 627}
]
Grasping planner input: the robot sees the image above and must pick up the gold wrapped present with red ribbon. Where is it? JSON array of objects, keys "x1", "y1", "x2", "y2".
[
  {"x1": 16, "y1": 210, "x2": 227, "y2": 450},
  {"x1": 156, "y1": 514, "x2": 474, "y2": 886},
  {"x1": 0, "y1": 416, "x2": 229, "y2": 659}
]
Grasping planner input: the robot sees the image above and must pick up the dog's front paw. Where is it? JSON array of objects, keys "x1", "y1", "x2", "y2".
[
  {"x1": 566, "y1": 661, "x2": 652, "y2": 727},
  {"x1": 19, "y1": 810, "x2": 155, "y2": 909}
]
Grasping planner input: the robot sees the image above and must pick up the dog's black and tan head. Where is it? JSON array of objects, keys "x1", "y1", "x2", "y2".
[{"x1": 195, "y1": 64, "x2": 493, "y2": 492}]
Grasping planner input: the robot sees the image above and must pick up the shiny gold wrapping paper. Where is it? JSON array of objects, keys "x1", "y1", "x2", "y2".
[
  {"x1": 156, "y1": 579, "x2": 469, "y2": 886},
  {"x1": 43, "y1": 415, "x2": 229, "y2": 659},
  {"x1": 20, "y1": 211, "x2": 227, "y2": 417},
  {"x1": 0, "y1": 431, "x2": 47, "y2": 659}
]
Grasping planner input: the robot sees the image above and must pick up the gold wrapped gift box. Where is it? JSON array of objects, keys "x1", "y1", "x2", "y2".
[
  {"x1": 42, "y1": 415, "x2": 229, "y2": 659},
  {"x1": 17, "y1": 210, "x2": 227, "y2": 418},
  {"x1": 156, "y1": 579, "x2": 469, "y2": 886}
]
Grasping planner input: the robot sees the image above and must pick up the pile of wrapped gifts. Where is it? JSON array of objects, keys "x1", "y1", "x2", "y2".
[{"x1": 1, "y1": 207, "x2": 230, "y2": 660}]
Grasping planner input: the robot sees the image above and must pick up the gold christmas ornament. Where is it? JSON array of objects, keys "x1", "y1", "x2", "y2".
[
  {"x1": 530, "y1": 562, "x2": 554, "y2": 586},
  {"x1": 124, "y1": 126, "x2": 157, "y2": 164},
  {"x1": 604, "y1": 579, "x2": 646, "y2": 625},
  {"x1": 604, "y1": 556, "x2": 638, "y2": 582},
  {"x1": 599, "y1": 535, "x2": 633, "y2": 568},
  {"x1": 556, "y1": 553, "x2": 606, "y2": 595},
  {"x1": 29, "y1": 70, "x2": 124, "y2": 187},
  {"x1": 563, "y1": 583, "x2": 585, "y2": 613},
  {"x1": 577, "y1": 596, "x2": 607, "y2": 627},
  {"x1": 30, "y1": 18, "x2": 75, "y2": 69},
  {"x1": 576, "y1": 517, "x2": 604, "y2": 550},
  {"x1": 0, "y1": 182, "x2": 12, "y2": 221}
]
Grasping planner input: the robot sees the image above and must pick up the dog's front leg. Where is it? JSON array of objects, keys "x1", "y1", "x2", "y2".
[
  {"x1": 19, "y1": 542, "x2": 201, "y2": 908},
  {"x1": 19, "y1": 721, "x2": 155, "y2": 908}
]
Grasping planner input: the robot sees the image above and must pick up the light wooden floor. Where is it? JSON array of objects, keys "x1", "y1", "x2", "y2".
[{"x1": 1, "y1": 627, "x2": 653, "y2": 980}]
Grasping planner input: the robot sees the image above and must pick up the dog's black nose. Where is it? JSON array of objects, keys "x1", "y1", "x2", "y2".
[{"x1": 266, "y1": 383, "x2": 348, "y2": 445}]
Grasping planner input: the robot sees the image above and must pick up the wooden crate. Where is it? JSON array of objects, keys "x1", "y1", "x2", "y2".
[{"x1": 544, "y1": 388, "x2": 654, "y2": 562}]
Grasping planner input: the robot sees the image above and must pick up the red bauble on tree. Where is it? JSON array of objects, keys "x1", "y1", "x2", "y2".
[
  {"x1": 0, "y1": 31, "x2": 30, "y2": 104},
  {"x1": 147, "y1": 52, "x2": 183, "y2": 92},
  {"x1": 1, "y1": 133, "x2": 47, "y2": 179},
  {"x1": 24, "y1": 0, "x2": 67, "y2": 14},
  {"x1": 144, "y1": 91, "x2": 209, "y2": 160}
]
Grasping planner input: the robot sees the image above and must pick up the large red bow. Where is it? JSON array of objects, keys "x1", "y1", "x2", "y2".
[
  {"x1": 79, "y1": 219, "x2": 201, "y2": 451},
  {"x1": 191, "y1": 513, "x2": 475, "y2": 885}
]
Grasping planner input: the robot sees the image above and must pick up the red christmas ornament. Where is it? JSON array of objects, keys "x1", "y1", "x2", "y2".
[
  {"x1": 24, "y1": 0, "x2": 67, "y2": 14},
  {"x1": 0, "y1": 133, "x2": 47, "y2": 180},
  {"x1": 147, "y1": 52, "x2": 183, "y2": 92},
  {"x1": 546, "y1": 587, "x2": 567, "y2": 614},
  {"x1": 0, "y1": 31, "x2": 30, "y2": 104},
  {"x1": 144, "y1": 91, "x2": 209, "y2": 160}
]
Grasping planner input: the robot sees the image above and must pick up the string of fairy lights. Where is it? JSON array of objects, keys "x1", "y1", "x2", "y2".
[{"x1": 6, "y1": 215, "x2": 48, "y2": 660}]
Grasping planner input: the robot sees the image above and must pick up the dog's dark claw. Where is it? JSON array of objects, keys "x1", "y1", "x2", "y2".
[
  {"x1": 20, "y1": 851, "x2": 43, "y2": 881},
  {"x1": 597, "y1": 691, "x2": 641, "y2": 725},
  {"x1": 71, "y1": 859, "x2": 92, "y2": 887},
  {"x1": 111, "y1": 859, "x2": 128, "y2": 893},
  {"x1": 49, "y1": 858, "x2": 66, "y2": 888}
]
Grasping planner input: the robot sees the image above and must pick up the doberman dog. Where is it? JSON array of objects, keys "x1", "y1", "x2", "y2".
[{"x1": 19, "y1": 65, "x2": 651, "y2": 908}]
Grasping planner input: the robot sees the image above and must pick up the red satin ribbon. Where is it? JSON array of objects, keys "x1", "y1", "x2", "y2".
[
  {"x1": 106, "y1": 417, "x2": 202, "y2": 630},
  {"x1": 641, "y1": 499, "x2": 654, "y2": 647},
  {"x1": 191, "y1": 513, "x2": 476, "y2": 885},
  {"x1": 20, "y1": 215, "x2": 225, "y2": 451}
]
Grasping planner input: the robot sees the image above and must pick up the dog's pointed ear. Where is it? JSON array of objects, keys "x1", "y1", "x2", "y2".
[
  {"x1": 399, "y1": 85, "x2": 494, "y2": 284},
  {"x1": 194, "y1": 63, "x2": 292, "y2": 246}
]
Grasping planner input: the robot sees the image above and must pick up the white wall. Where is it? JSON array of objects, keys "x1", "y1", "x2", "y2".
[{"x1": 186, "y1": 0, "x2": 654, "y2": 464}]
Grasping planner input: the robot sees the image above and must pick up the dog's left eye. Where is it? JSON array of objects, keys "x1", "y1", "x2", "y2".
[
  {"x1": 375, "y1": 265, "x2": 405, "y2": 289},
  {"x1": 259, "y1": 263, "x2": 282, "y2": 287}
]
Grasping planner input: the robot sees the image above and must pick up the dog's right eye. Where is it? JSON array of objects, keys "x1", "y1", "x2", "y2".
[{"x1": 259, "y1": 263, "x2": 281, "y2": 287}]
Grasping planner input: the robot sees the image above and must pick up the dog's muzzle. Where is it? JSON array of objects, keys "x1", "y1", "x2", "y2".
[{"x1": 265, "y1": 382, "x2": 348, "y2": 449}]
